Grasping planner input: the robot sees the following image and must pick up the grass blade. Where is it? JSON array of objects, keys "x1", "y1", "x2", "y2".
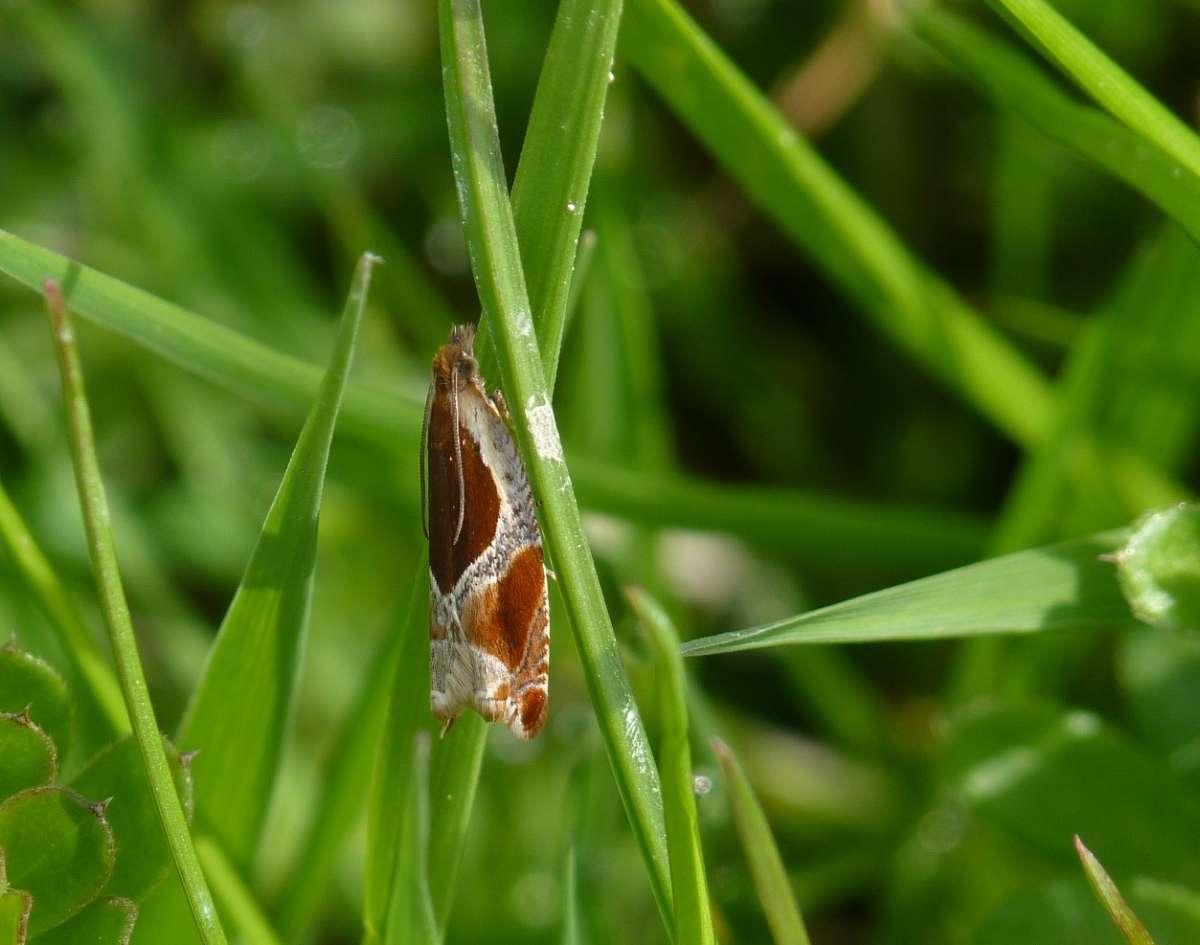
[
  {"x1": 439, "y1": 0, "x2": 673, "y2": 929},
  {"x1": 628, "y1": 589, "x2": 715, "y2": 945},
  {"x1": 913, "y1": 7, "x2": 1200, "y2": 243},
  {"x1": 621, "y1": 0, "x2": 1054, "y2": 447},
  {"x1": 473, "y1": 0, "x2": 623, "y2": 392},
  {"x1": 1076, "y1": 836, "x2": 1156, "y2": 945},
  {"x1": 177, "y1": 253, "x2": 377, "y2": 868},
  {"x1": 683, "y1": 530, "x2": 1133, "y2": 656},
  {"x1": 984, "y1": 0, "x2": 1200, "y2": 183},
  {"x1": 712, "y1": 737, "x2": 812, "y2": 945},
  {"x1": 383, "y1": 733, "x2": 438, "y2": 945},
  {"x1": 195, "y1": 837, "x2": 283, "y2": 945},
  {"x1": 0, "y1": 229, "x2": 979, "y2": 569},
  {"x1": 0, "y1": 477, "x2": 128, "y2": 749},
  {"x1": 43, "y1": 282, "x2": 227, "y2": 945},
  {"x1": 363, "y1": 564, "x2": 430, "y2": 945}
]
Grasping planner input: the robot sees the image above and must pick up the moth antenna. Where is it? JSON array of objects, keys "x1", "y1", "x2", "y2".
[
  {"x1": 419, "y1": 381, "x2": 435, "y2": 541},
  {"x1": 452, "y1": 376, "x2": 466, "y2": 545}
]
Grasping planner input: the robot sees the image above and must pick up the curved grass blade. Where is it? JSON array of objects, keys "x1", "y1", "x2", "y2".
[
  {"x1": 43, "y1": 283, "x2": 226, "y2": 945},
  {"x1": 628, "y1": 589, "x2": 714, "y2": 945},
  {"x1": 913, "y1": 7, "x2": 1200, "y2": 244},
  {"x1": 177, "y1": 253, "x2": 378, "y2": 868},
  {"x1": 983, "y1": 0, "x2": 1200, "y2": 183},
  {"x1": 621, "y1": 0, "x2": 1053, "y2": 448},
  {"x1": 439, "y1": 0, "x2": 673, "y2": 929},
  {"x1": 683, "y1": 530, "x2": 1133, "y2": 657},
  {"x1": 712, "y1": 737, "x2": 812, "y2": 945}
]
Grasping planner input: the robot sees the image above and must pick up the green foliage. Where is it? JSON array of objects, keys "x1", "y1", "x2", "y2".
[
  {"x1": 1115, "y1": 504, "x2": 1200, "y2": 631},
  {"x1": 1076, "y1": 836, "x2": 1155, "y2": 945},
  {"x1": 2, "y1": 0, "x2": 1200, "y2": 943},
  {"x1": 177, "y1": 253, "x2": 375, "y2": 868}
]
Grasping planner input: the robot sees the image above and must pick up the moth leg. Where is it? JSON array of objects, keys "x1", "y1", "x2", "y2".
[{"x1": 490, "y1": 389, "x2": 513, "y2": 427}]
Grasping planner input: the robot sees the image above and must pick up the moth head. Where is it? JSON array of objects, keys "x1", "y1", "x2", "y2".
[{"x1": 432, "y1": 323, "x2": 480, "y2": 391}]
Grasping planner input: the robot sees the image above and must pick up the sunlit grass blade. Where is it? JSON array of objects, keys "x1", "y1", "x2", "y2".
[
  {"x1": 1076, "y1": 836, "x2": 1156, "y2": 945},
  {"x1": 913, "y1": 7, "x2": 1200, "y2": 243},
  {"x1": 177, "y1": 253, "x2": 377, "y2": 868},
  {"x1": 440, "y1": 0, "x2": 673, "y2": 930},
  {"x1": 712, "y1": 737, "x2": 812, "y2": 945},
  {"x1": 0, "y1": 478, "x2": 128, "y2": 751},
  {"x1": 683, "y1": 530, "x2": 1133, "y2": 656},
  {"x1": 983, "y1": 0, "x2": 1200, "y2": 183},
  {"x1": 621, "y1": 0, "x2": 1053, "y2": 447},
  {"x1": 472, "y1": 0, "x2": 622, "y2": 391},
  {"x1": 43, "y1": 282, "x2": 226, "y2": 945},
  {"x1": 0, "y1": 229, "x2": 976, "y2": 568},
  {"x1": 628, "y1": 590, "x2": 714, "y2": 945},
  {"x1": 194, "y1": 837, "x2": 283, "y2": 945},
  {"x1": 0, "y1": 229, "x2": 417, "y2": 440}
]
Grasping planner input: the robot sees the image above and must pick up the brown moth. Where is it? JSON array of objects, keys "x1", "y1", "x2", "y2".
[{"x1": 421, "y1": 324, "x2": 549, "y2": 739}]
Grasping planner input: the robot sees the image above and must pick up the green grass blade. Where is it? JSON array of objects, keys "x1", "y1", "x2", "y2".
[
  {"x1": 472, "y1": 0, "x2": 622, "y2": 392},
  {"x1": 683, "y1": 530, "x2": 1133, "y2": 656},
  {"x1": 712, "y1": 737, "x2": 812, "y2": 945},
  {"x1": 0, "y1": 478, "x2": 128, "y2": 748},
  {"x1": 913, "y1": 7, "x2": 1200, "y2": 243},
  {"x1": 177, "y1": 253, "x2": 377, "y2": 868},
  {"x1": 439, "y1": 0, "x2": 673, "y2": 930},
  {"x1": 621, "y1": 0, "x2": 1054, "y2": 447},
  {"x1": 0, "y1": 229, "x2": 989, "y2": 568},
  {"x1": 1075, "y1": 836, "x2": 1156, "y2": 945},
  {"x1": 43, "y1": 283, "x2": 227, "y2": 945},
  {"x1": 382, "y1": 733, "x2": 438, "y2": 945},
  {"x1": 195, "y1": 837, "x2": 283, "y2": 945},
  {"x1": 274, "y1": 624, "x2": 397, "y2": 941},
  {"x1": 629, "y1": 590, "x2": 714, "y2": 945},
  {"x1": 363, "y1": 564, "x2": 430, "y2": 945},
  {"x1": 984, "y1": 0, "x2": 1200, "y2": 182}
]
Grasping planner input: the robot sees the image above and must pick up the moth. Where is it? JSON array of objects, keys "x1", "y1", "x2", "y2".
[{"x1": 420, "y1": 323, "x2": 549, "y2": 739}]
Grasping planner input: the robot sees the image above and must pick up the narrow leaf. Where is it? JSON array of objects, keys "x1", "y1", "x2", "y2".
[
  {"x1": 177, "y1": 253, "x2": 377, "y2": 867},
  {"x1": 1076, "y1": 835, "x2": 1156, "y2": 945},
  {"x1": 43, "y1": 282, "x2": 225, "y2": 945},
  {"x1": 382, "y1": 733, "x2": 438, "y2": 945},
  {"x1": 683, "y1": 530, "x2": 1133, "y2": 656},
  {"x1": 439, "y1": 0, "x2": 673, "y2": 928},
  {"x1": 712, "y1": 737, "x2": 811, "y2": 945},
  {"x1": 913, "y1": 7, "x2": 1200, "y2": 244},
  {"x1": 194, "y1": 837, "x2": 283, "y2": 945},
  {"x1": 983, "y1": 0, "x2": 1200, "y2": 182},
  {"x1": 621, "y1": 0, "x2": 1054, "y2": 447},
  {"x1": 0, "y1": 230, "x2": 989, "y2": 569},
  {"x1": 629, "y1": 589, "x2": 714, "y2": 945}
]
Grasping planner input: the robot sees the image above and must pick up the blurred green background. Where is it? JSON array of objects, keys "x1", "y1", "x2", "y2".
[{"x1": 3, "y1": 0, "x2": 1200, "y2": 942}]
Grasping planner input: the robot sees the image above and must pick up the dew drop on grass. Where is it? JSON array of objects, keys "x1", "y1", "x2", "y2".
[
  {"x1": 692, "y1": 773, "x2": 712, "y2": 796},
  {"x1": 566, "y1": 201, "x2": 578, "y2": 213}
]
